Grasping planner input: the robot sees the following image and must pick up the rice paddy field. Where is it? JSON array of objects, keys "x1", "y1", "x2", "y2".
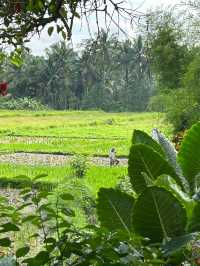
[
  {"x1": 0, "y1": 110, "x2": 172, "y2": 156},
  {"x1": 0, "y1": 163, "x2": 126, "y2": 197},
  {"x1": 0, "y1": 110, "x2": 172, "y2": 227}
]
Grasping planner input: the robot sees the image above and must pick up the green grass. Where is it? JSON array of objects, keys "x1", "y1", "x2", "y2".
[
  {"x1": 0, "y1": 163, "x2": 127, "y2": 227},
  {"x1": 0, "y1": 110, "x2": 172, "y2": 156},
  {"x1": 0, "y1": 137, "x2": 130, "y2": 156},
  {"x1": 0, "y1": 110, "x2": 172, "y2": 246},
  {"x1": 0, "y1": 163, "x2": 126, "y2": 196}
]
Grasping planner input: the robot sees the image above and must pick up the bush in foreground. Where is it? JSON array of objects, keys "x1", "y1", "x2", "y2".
[{"x1": 0, "y1": 97, "x2": 48, "y2": 110}]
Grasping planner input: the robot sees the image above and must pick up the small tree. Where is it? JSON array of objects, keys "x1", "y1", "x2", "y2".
[{"x1": 147, "y1": 12, "x2": 190, "y2": 91}]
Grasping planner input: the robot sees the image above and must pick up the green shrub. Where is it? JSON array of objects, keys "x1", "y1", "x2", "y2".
[
  {"x1": 0, "y1": 97, "x2": 48, "y2": 110},
  {"x1": 70, "y1": 154, "x2": 88, "y2": 178},
  {"x1": 149, "y1": 89, "x2": 200, "y2": 132},
  {"x1": 148, "y1": 93, "x2": 173, "y2": 112},
  {"x1": 0, "y1": 175, "x2": 150, "y2": 265},
  {"x1": 166, "y1": 89, "x2": 200, "y2": 132}
]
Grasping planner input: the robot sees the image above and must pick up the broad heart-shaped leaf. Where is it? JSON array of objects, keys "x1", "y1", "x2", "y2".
[
  {"x1": 178, "y1": 122, "x2": 200, "y2": 193},
  {"x1": 152, "y1": 129, "x2": 189, "y2": 194},
  {"x1": 132, "y1": 187, "x2": 187, "y2": 243},
  {"x1": 97, "y1": 188, "x2": 134, "y2": 234},
  {"x1": 132, "y1": 130, "x2": 165, "y2": 157},
  {"x1": 128, "y1": 144, "x2": 184, "y2": 194},
  {"x1": 155, "y1": 175, "x2": 195, "y2": 219}
]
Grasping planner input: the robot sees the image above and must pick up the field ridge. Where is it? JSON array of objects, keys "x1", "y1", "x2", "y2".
[{"x1": 0, "y1": 152, "x2": 128, "y2": 166}]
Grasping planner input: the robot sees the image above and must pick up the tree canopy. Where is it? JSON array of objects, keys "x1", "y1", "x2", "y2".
[
  {"x1": 0, "y1": 31, "x2": 153, "y2": 111},
  {"x1": 0, "y1": 0, "x2": 142, "y2": 48}
]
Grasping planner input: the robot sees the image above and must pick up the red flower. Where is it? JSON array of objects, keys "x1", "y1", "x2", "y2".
[{"x1": 0, "y1": 82, "x2": 8, "y2": 96}]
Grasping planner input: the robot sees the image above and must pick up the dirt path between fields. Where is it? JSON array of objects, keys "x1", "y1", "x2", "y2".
[{"x1": 0, "y1": 152, "x2": 128, "y2": 166}]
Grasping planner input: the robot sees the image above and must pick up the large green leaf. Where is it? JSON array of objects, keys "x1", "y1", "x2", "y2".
[
  {"x1": 128, "y1": 144, "x2": 183, "y2": 194},
  {"x1": 152, "y1": 129, "x2": 189, "y2": 193},
  {"x1": 133, "y1": 129, "x2": 188, "y2": 192},
  {"x1": 178, "y1": 122, "x2": 200, "y2": 193},
  {"x1": 155, "y1": 175, "x2": 195, "y2": 219},
  {"x1": 97, "y1": 188, "x2": 134, "y2": 234},
  {"x1": 152, "y1": 128, "x2": 177, "y2": 167},
  {"x1": 132, "y1": 187, "x2": 187, "y2": 243},
  {"x1": 132, "y1": 130, "x2": 165, "y2": 156}
]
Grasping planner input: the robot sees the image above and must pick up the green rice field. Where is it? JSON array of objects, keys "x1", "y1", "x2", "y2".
[
  {"x1": 0, "y1": 110, "x2": 172, "y2": 227},
  {"x1": 0, "y1": 163, "x2": 126, "y2": 197},
  {"x1": 0, "y1": 110, "x2": 172, "y2": 156}
]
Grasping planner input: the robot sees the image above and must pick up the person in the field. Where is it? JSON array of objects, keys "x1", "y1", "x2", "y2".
[{"x1": 109, "y1": 147, "x2": 119, "y2": 166}]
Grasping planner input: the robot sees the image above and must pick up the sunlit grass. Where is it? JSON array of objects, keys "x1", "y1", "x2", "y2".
[
  {"x1": 0, "y1": 110, "x2": 172, "y2": 156},
  {"x1": 85, "y1": 166, "x2": 127, "y2": 197},
  {"x1": 0, "y1": 163, "x2": 126, "y2": 196},
  {"x1": 0, "y1": 137, "x2": 130, "y2": 156},
  {"x1": 0, "y1": 110, "x2": 172, "y2": 249},
  {"x1": 0, "y1": 163, "x2": 127, "y2": 228}
]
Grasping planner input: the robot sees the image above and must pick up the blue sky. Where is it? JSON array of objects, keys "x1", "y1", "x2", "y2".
[{"x1": 27, "y1": 0, "x2": 180, "y2": 55}]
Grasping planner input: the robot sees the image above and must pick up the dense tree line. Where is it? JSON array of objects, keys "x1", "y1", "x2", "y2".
[
  {"x1": 146, "y1": 11, "x2": 200, "y2": 131},
  {"x1": 1, "y1": 0, "x2": 200, "y2": 130},
  {"x1": 0, "y1": 32, "x2": 154, "y2": 112}
]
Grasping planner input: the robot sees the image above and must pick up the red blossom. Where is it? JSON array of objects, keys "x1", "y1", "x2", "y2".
[{"x1": 0, "y1": 82, "x2": 8, "y2": 96}]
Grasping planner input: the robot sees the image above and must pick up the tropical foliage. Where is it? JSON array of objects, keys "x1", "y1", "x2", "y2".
[
  {"x1": 0, "y1": 0, "x2": 137, "y2": 47},
  {"x1": 1, "y1": 122, "x2": 200, "y2": 265},
  {"x1": 147, "y1": 11, "x2": 200, "y2": 131},
  {"x1": 97, "y1": 122, "x2": 200, "y2": 265},
  {"x1": 1, "y1": 32, "x2": 153, "y2": 111},
  {"x1": 0, "y1": 97, "x2": 48, "y2": 110}
]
